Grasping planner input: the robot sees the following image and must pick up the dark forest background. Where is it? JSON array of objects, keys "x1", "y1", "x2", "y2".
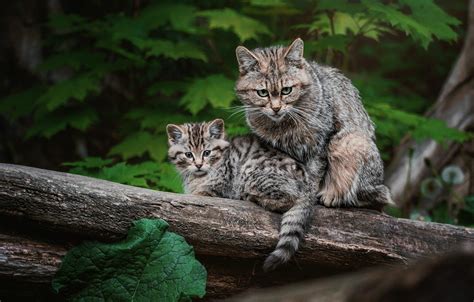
[{"x1": 0, "y1": 0, "x2": 472, "y2": 226}]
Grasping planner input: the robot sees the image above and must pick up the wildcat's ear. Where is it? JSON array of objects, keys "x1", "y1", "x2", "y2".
[
  {"x1": 284, "y1": 38, "x2": 304, "y2": 61},
  {"x1": 236, "y1": 46, "x2": 259, "y2": 74},
  {"x1": 166, "y1": 124, "x2": 183, "y2": 144},
  {"x1": 208, "y1": 119, "x2": 225, "y2": 139}
]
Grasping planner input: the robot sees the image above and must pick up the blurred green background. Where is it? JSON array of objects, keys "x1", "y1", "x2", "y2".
[{"x1": 0, "y1": 0, "x2": 472, "y2": 225}]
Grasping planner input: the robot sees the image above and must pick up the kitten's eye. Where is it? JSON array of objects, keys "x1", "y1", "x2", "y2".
[
  {"x1": 256, "y1": 89, "x2": 269, "y2": 97},
  {"x1": 281, "y1": 87, "x2": 292, "y2": 95},
  {"x1": 185, "y1": 152, "x2": 194, "y2": 159},
  {"x1": 203, "y1": 150, "x2": 211, "y2": 157}
]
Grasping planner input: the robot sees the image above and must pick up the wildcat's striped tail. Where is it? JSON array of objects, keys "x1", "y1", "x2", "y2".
[{"x1": 263, "y1": 196, "x2": 314, "y2": 271}]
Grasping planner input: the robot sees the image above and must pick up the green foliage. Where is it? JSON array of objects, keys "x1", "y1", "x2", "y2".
[
  {"x1": 38, "y1": 74, "x2": 102, "y2": 111},
  {"x1": 52, "y1": 218, "x2": 207, "y2": 301},
  {"x1": 0, "y1": 86, "x2": 44, "y2": 119},
  {"x1": 108, "y1": 131, "x2": 167, "y2": 161},
  {"x1": 26, "y1": 108, "x2": 99, "y2": 138},
  {"x1": 367, "y1": 103, "x2": 471, "y2": 151},
  {"x1": 131, "y1": 38, "x2": 207, "y2": 61},
  {"x1": 0, "y1": 0, "x2": 471, "y2": 230},
  {"x1": 459, "y1": 196, "x2": 474, "y2": 227},
  {"x1": 198, "y1": 8, "x2": 271, "y2": 41},
  {"x1": 63, "y1": 158, "x2": 182, "y2": 192},
  {"x1": 313, "y1": 0, "x2": 460, "y2": 48},
  {"x1": 353, "y1": 74, "x2": 471, "y2": 159}
]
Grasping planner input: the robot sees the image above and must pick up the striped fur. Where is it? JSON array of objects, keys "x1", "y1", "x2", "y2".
[
  {"x1": 235, "y1": 38, "x2": 393, "y2": 208},
  {"x1": 235, "y1": 38, "x2": 394, "y2": 268},
  {"x1": 167, "y1": 120, "x2": 317, "y2": 270}
]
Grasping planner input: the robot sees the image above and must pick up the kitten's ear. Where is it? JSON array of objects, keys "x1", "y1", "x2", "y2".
[
  {"x1": 236, "y1": 46, "x2": 259, "y2": 74},
  {"x1": 284, "y1": 38, "x2": 304, "y2": 61},
  {"x1": 208, "y1": 119, "x2": 225, "y2": 139},
  {"x1": 166, "y1": 124, "x2": 183, "y2": 144}
]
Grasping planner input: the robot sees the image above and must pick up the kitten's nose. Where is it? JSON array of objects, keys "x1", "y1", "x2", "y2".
[
  {"x1": 195, "y1": 164, "x2": 203, "y2": 169},
  {"x1": 272, "y1": 106, "x2": 281, "y2": 113}
]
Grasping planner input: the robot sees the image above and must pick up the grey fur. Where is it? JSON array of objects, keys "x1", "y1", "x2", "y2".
[
  {"x1": 167, "y1": 120, "x2": 317, "y2": 271},
  {"x1": 235, "y1": 38, "x2": 393, "y2": 267}
]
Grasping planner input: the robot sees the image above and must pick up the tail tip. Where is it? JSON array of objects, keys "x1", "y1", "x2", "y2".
[{"x1": 263, "y1": 253, "x2": 286, "y2": 272}]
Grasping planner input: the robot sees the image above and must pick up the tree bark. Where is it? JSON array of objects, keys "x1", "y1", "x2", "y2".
[
  {"x1": 0, "y1": 163, "x2": 473, "y2": 299},
  {"x1": 385, "y1": 0, "x2": 474, "y2": 205},
  {"x1": 229, "y1": 244, "x2": 474, "y2": 302}
]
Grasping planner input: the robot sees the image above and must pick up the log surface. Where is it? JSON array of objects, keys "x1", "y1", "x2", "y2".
[
  {"x1": 0, "y1": 163, "x2": 473, "y2": 298},
  {"x1": 230, "y1": 245, "x2": 474, "y2": 302}
]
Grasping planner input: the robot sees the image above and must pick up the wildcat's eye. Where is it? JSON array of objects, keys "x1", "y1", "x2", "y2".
[
  {"x1": 256, "y1": 89, "x2": 269, "y2": 97},
  {"x1": 281, "y1": 87, "x2": 292, "y2": 95},
  {"x1": 203, "y1": 150, "x2": 211, "y2": 157},
  {"x1": 185, "y1": 152, "x2": 194, "y2": 159}
]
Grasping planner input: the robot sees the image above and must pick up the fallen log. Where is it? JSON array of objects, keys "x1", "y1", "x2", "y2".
[
  {"x1": 230, "y1": 244, "x2": 474, "y2": 302},
  {"x1": 0, "y1": 163, "x2": 473, "y2": 299}
]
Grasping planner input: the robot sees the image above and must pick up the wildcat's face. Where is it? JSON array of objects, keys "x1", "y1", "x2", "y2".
[
  {"x1": 235, "y1": 38, "x2": 311, "y2": 122},
  {"x1": 167, "y1": 119, "x2": 229, "y2": 177}
]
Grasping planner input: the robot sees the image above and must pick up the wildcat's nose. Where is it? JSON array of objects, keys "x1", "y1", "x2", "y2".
[
  {"x1": 195, "y1": 164, "x2": 203, "y2": 169},
  {"x1": 272, "y1": 106, "x2": 281, "y2": 113}
]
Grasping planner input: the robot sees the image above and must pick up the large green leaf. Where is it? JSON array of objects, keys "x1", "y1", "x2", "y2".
[
  {"x1": 52, "y1": 219, "x2": 207, "y2": 301},
  {"x1": 180, "y1": 74, "x2": 235, "y2": 115},
  {"x1": 198, "y1": 8, "x2": 271, "y2": 41}
]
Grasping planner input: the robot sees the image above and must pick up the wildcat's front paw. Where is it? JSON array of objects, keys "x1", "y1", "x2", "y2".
[
  {"x1": 320, "y1": 193, "x2": 342, "y2": 207},
  {"x1": 318, "y1": 190, "x2": 352, "y2": 207},
  {"x1": 318, "y1": 190, "x2": 358, "y2": 208}
]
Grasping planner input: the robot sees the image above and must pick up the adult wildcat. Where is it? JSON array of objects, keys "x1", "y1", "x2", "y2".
[
  {"x1": 235, "y1": 38, "x2": 392, "y2": 210},
  {"x1": 167, "y1": 119, "x2": 316, "y2": 270}
]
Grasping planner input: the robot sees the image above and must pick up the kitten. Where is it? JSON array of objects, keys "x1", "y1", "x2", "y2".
[
  {"x1": 167, "y1": 119, "x2": 316, "y2": 271},
  {"x1": 235, "y1": 38, "x2": 393, "y2": 209}
]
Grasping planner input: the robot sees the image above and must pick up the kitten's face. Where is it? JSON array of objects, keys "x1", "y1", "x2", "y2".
[
  {"x1": 235, "y1": 38, "x2": 311, "y2": 122},
  {"x1": 167, "y1": 119, "x2": 229, "y2": 177}
]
